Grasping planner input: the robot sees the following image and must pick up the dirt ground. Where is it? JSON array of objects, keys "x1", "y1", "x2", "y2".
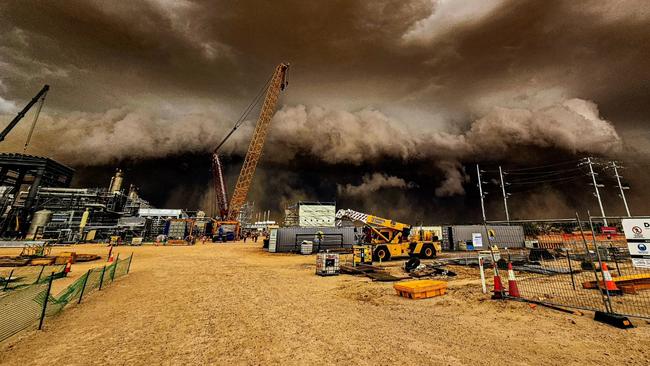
[{"x1": 1, "y1": 242, "x2": 649, "y2": 365}]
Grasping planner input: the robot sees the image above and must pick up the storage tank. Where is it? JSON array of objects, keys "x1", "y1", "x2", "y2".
[
  {"x1": 109, "y1": 169, "x2": 123, "y2": 193},
  {"x1": 128, "y1": 184, "x2": 138, "y2": 199},
  {"x1": 27, "y1": 209, "x2": 52, "y2": 239}
]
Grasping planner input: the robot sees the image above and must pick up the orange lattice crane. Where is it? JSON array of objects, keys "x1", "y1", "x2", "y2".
[{"x1": 212, "y1": 63, "x2": 289, "y2": 228}]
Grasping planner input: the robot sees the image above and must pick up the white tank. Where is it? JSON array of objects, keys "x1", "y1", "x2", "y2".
[{"x1": 27, "y1": 209, "x2": 52, "y2": 238}]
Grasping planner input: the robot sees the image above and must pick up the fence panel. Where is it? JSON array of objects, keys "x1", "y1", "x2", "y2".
[
  {"x1": 485, "y1": 219, "x2": 609, "y2": 313},
  {"x1": 0, "y1": 253, "x2": 134, "y2": 342},
  {"x1": 84, "y1": 266, "x2": 106, "y2": 293},
  {"x1": 114, "y1": 255, "x2": 131, "y2": 278},
  {"x1": 0, "y1": 283, "x2": 49, "y2": 341},
  {"x1": 589, "y1": 216, "x2": 650, "y2": 319},
  {"x1": 0, "y1": 265, "x2": 65, "y2": 291}
]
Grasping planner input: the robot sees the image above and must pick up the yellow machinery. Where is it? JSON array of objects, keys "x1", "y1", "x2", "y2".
[
  {"x1": 336, "y1": 209, "x2": 442, "y2": 261},
  {"x1": 352, "y1": 245, "x2": 373, "y2": 266}
]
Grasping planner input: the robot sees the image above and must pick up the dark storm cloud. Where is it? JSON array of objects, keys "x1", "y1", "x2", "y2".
[{"x1": 0, "y1": 0, "x2": 649, "y2": 219}]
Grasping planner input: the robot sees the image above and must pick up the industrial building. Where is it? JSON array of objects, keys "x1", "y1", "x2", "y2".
[
  {"x1": 0, "y1": 153, "x2": 190, "y2": 242},
  {"x1": 0, "y1": 153, "x2": 74, "y2": 237}
]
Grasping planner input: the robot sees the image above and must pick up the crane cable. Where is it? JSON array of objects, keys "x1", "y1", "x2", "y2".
[
  {"x1": 213, "y1": 73, "x2": 274, "y2": 153},
  {"x1": 23, "y1": 91, "x2": 48, "y2": 153}
]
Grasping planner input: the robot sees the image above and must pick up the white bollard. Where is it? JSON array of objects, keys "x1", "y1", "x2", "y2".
[{"x1": 479, "y1": 256, "x2": 487, "y2": 294}]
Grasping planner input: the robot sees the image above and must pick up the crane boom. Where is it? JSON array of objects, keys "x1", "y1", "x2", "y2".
[
  {"x1": 212, "y1": 153, "x2": 229, "y2": 218},
  {"x1": 335, "y1": 209, "x2": 409, "y2": 231},
  {"x1": 0, "y1": 85, "x2": 49, "y2": 142},
  {"x1": 226, "y1": 63, "x2": 289, "y2": 221}
]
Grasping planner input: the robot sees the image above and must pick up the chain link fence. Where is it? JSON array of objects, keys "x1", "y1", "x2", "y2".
[
  {"x1": 480, "y1": 216, "x2": 650, "y2": 320},
  {"x1": 0, "y1": 253, "x2": 133, "y2": 342}
]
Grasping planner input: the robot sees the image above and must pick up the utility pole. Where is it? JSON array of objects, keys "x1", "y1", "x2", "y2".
[
  {"x1": 612, "y1": 161, "x2": 631, "y2": 217},
  {"x1": 498, "y1": 166, "x2": 510, "y2": 223},
  {"x1": 476, "y1": 164, "x2": 487, "y2": 222},
  {"x1": 586, "y1": 157, "x2": 607, "y2": 225}
]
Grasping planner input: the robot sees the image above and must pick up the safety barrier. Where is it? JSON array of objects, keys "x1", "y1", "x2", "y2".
[
  {"x1": 0, "y1": 265, "x2": 66, "y2": 291},
  {"x1": 481, "y1": 215, "x2": 650, "y2": 324},
  {"x1": 0, "y1": 253, "x2": 133, "y2": 342}
]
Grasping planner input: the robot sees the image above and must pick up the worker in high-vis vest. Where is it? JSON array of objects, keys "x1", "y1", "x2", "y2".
[{"x1": 315, "y1": 231, "x2": 324, "y2": 251}]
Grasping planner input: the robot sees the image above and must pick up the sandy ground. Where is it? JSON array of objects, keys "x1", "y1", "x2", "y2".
[{"x1": 1, "y1": 242, "x2": 649, "y2": 365}]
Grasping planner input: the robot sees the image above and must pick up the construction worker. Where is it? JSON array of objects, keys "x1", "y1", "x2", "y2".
[
  {"x1": 217, "y1": 226, "x2": 224, "y2": 242},
  {"x1": 315, "y1": 230, "x2": 324, "y2": 251}
]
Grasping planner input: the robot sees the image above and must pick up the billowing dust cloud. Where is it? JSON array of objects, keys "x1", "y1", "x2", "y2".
[
  {"x1": 0, "y1": 95, "x2": 624, "y2": 198},
  {"x1": 338, "y1": 173, "x2": 416, "y2": 197},
  {"x1": 0, "y1": 0, "x2": 648, "y2": 219}
]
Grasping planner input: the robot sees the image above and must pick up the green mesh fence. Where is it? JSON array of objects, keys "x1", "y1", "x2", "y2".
[
  {"x1": 84, "y1": 266, "x2": 106, "y2": 293},
  {"x1": 0, "y1": 283, "x2": 49, "y2": 341},
  {"x1": 0, "y1": 265, "x2": 65, "y2": 291},
  {"x1": 0, "y1": 254, "x2": 133, "y2": 343},
  {"x1": 114, "y1": 256, "x2": 131, "y2": 278}
]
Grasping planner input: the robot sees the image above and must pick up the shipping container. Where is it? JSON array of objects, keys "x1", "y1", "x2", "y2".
[
  {"x1": 268, "y1": 227, "x2": 355, "y2": 253},
  {"x1": 442, "y1": 225, "x2": 525, "y2": 250}
]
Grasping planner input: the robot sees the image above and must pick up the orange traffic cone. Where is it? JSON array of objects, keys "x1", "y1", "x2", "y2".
[
  {"x1": 507, "y1": 262, "x2": 520, "y2": 298},
  {"x1": 601, "y1": 262, "x2": 622, "y2": 296},
  {"x1": 492, "y1": 263, "x2": 504, "y2": 299},
  {"x1": 64, "y1": 258, "x2": 72, "y2": 274}
]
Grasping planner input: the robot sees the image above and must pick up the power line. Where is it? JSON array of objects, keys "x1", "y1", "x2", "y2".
[
  {"x1": 507, "y1": 174, "x2": 586, "y2": 185},
  {"x1": 504, "y1": 166, "x2": 583, "y2": 176},
  {"x1": 488, "y1": 159, "x2": 581, "y2": 172}
]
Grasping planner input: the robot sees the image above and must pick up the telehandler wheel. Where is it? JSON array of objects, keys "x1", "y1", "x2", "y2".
[
  {"x1": 420, "y1": 244, "x2": 436, "y2": 259},
  {"x1": 373, "y1": 246, "x2": 391, "y2": 262}
]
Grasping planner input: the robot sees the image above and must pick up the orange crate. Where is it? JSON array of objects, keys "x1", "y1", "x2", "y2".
[{"x1": 393, "y1": 280, "x2": 447, "y2": 299}]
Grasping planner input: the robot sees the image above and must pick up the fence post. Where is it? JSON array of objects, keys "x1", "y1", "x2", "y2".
[
  {"x1": 587, "y1": 213, "x2": 614, "y2": 313},
  {"x1": 38, "y1": 272, "x2": 54, "y2": 330},
  {"x1": 35, "y1": 265, "x2": 45, "y2": 283},
  {"x1": 111, "y1": 254, "x2": 120, "y2": 282},
  {"x1": 98, "y1": 266, "x2": 107, "y2": 290},
  {"x1": 3, "y1": 269, "x2": 14, "y2": 291},
  {"x1": 77, "y1": 269, "x2": 91, "y2": 304},
  {"x1": 127, "y1": 253, "x2": 134, "y2": 274},
  {"x1": 576, "y1": 212, "x2": 612, "y2": 313},
  {"x1": 565, "y1": 248, "x2": 576, "y2": 290}
]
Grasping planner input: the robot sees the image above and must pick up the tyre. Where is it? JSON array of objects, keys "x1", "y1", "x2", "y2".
[
  {"x1": 420, "y1": 244, "x2": 435, "y2": 259},
  {"x1": 373, "y1": 246, "x2": 391, "y2": 261}
]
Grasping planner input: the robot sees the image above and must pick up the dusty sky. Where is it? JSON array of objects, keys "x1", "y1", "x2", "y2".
[{"x1": 0, "y1": 0, "x2": 649, "y2": 222}]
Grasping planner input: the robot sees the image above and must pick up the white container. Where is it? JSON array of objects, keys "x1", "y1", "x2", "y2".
[{"x1": 300, "y1": 240, "x2": 313, "y2": 255}]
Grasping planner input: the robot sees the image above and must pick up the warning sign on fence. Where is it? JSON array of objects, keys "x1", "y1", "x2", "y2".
[
  {"x1": 622, "y1": 219, "x2": 650, "y2": 269},
  {"x1": 487, "y1": 229, "x2": 496, "y2": 241},
  {"x1": 472, "y1": 233, "x2": 483, "y2": 248}
]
